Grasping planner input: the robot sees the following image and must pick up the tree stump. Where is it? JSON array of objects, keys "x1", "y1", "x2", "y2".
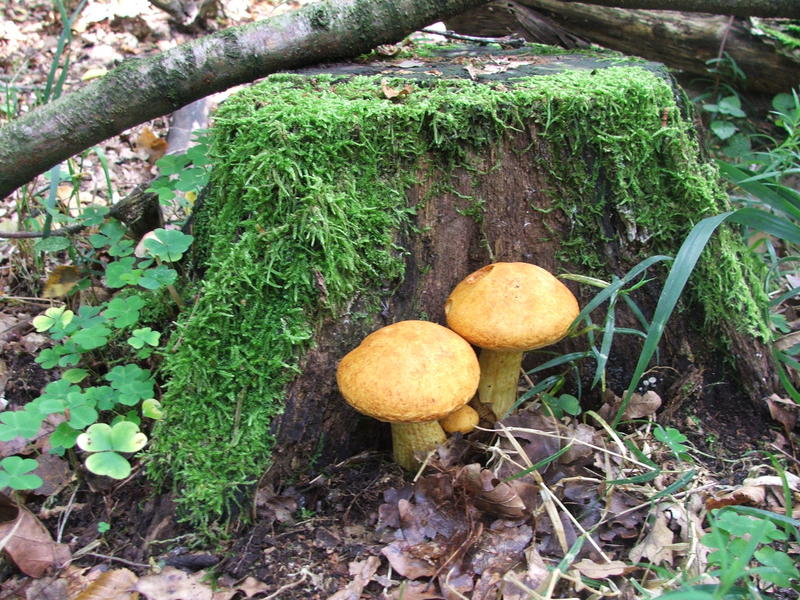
[{"x1": 146, "y1": 47, "x2": 777, "y2": 527}]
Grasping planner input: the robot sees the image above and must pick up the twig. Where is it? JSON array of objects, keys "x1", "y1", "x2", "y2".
[
  {"x1": 86, "y1": 552, "x2": 151, "y2": 568},
  {"x1": 421, "y1": 27, "x2": 526, "y2": 48},
  {"x1": 262, "y1": 569, "x2": 310, "y2": 599}
]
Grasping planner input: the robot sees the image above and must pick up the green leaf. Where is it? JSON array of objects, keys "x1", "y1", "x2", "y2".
[
  {"x1": 105, "y1": 257, "x2": 142, "y2": 288},
  {"x1": 717, "y1": 95, "x2": 746, "y2": 117},
  {"x1": 141, "y1": 229, "x2": 193, "y2": 262},
  {"x1": 77, "y1": 421, "x2": 147, "y2": 454},
  {"x1": 32, "y1": 307, "x2": 74, "y2": 333},
  {"x1": 753, "y1": 547, "x2": 800, "y2": 587},
  {"x1": 0, "y1": 457, "x2": 43, "y2": 490},
  {"x1": 141, "y1": 398, "x2": 163, "y2": 420},
  {"x1": 105, "y1": 364, "x2": 155, "y2": 406},
  {"x1": 127, "y1": 327, "x2": 160, "y2": 349},
  {"x1": 0, "y1": 410, "x2": 45, "y2": 441},
  {"x1": 34, "y1": 236, "x2": 71, "y2": 253},
  {"x1": 49, "y1": 422, "x2": 81, "y2": 449},
  {"x1": 66, "y1": 392, "x2": 98, "y2": 429},
  {"x1": 709, "y1": 120, "x2": 737, "y2": 140},
  {"x1": 103, "y1": 295, "x2": 145, "y2": 328},
  {"x1": 89, "y1": 220, "x2": 126, "y2": 249},
  {"x1": 84, "y1": 451, "x2": 133, "y2": 479},
  {"x1": 71, "y1": 324, "x2": 111, "y2": 350},
  {"x1": 85, "y1": 385, "x2": 117, "y2": 411},
  {"x1": 138, "y1": 264, "x2": 177, "y2": 290},
  {"x1": 62, "y1": 368, "x2": 89, "y2": 383}
]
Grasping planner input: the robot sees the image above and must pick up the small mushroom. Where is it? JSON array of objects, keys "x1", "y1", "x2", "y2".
[
  {"x1": 445, "y1": 262, "x2": 579, "y2": 419},
  {"x1": 336, "y1": 320, "x2": 480, "y2": 471},
  {"x1": 439, "y1": 404, "x2": 480, "y2": 435}
]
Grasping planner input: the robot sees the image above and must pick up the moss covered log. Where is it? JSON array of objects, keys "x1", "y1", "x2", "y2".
[{"x1": 146, "y1": 49, "x2": 771, "y2": 528}]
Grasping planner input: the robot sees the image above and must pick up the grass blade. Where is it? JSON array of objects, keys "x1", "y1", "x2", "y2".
[{"x1": 613, "y1": 212, "x2": 734, "y2": 427}]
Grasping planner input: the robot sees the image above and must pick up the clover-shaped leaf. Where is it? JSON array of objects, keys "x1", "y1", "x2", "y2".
[
  {"x1": 105, "y1": 257, "x2": 142, "y2": 288},
  {"x1": 32, "y1": 307, "x2": 74, "y2": 333},
  {"x1": 49, "y1": 422, "x2": 81, "y2": 450},
  {"x1": 0, "y1": 410, "x2": 44, "y2": 441},
  {"x1": 105, "y1": 365, "x2": 154, "y2": 406},
  {"x1": 138, "y1": 264, "x2": 177, "y2": 290},
  {"x1": 66, "y1": 392, "x2": 98, "y2": 429},
  {"x1": 0, "y1": 456, "x2": 43, "y2": 490},
  {"x1": 71, "y1": 324, "x2": 111, "y2": 351},
  {"x1": 103, "y1": 295, "x2": 145, "y2": 328},
  {"x1": 127, "y1": 327, "x2": 160, "y2": 349},
  {"x1": 141, "y1": 229, "x2": 193, "y2": 262},
  {"x1": 77, "y1": 421, "x2": 147, "y2": 453},
  {"x1": 84, "y1": 452, "x2": 134, "y2": 479}
]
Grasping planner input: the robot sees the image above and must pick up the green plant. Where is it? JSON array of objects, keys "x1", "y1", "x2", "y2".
[
  {"x1": 658, "y1": 507, "x2": 800, "y2": 599},
  {"x1": 0, "y1": 226, "x2": 192, "y2": 488}
]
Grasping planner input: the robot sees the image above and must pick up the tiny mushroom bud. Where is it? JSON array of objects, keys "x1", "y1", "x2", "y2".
[
  {"x1": 445, "y1": 262, "x2": 579, "y2": 419},
  {"x1": 439, "y1": 404, "x2": 480, "y2": 435},
  {"x1": 336, "y1": 320, "x2": 480, "y2": 471}
]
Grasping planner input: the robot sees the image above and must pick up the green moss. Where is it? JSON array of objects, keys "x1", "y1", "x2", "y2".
[{"x1": 147, "y1": 63, "x2": 769, "y2": 528}]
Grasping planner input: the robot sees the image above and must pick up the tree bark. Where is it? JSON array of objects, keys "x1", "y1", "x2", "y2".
[
  {"x1": 554, "y1": 0, "x2": 800, "y2": 18},
  {"x1": 0, "y1": 0, "x2": 493, "y2": 200},
  {"x1": 448, "y1": 1, "x2": 800, "y2": 93}
]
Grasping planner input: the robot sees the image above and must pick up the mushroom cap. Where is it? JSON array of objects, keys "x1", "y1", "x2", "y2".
[
  {"x1": 439, "y1": 404, "x2": 480, "y2": 434},
  {"x1": 445, "y1": 262, "x2": 579, "y2": 351},
  {"x1": 336, "y1": 320, "x2": 480, "y2": 423}
]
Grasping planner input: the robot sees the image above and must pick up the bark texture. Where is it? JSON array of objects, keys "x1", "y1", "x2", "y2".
[
  {"x1": 448, "y1": 1, "x2": 800, "y2": 93},
  {"x1": 554, "y1": 0, "x2": 800, "y2": 18},
  {"x1": 0, "y1": 0, "x2": 493, "y2": 199}
]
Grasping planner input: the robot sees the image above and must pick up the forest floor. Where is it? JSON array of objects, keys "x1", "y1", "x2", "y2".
[{"x1": 1, "y1": 1, "x2": 799, "y2": 599}]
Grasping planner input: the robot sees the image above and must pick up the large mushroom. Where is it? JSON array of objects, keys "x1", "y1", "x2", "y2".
[
  {"x1": 444, "y1": 262, "x2": 579, "y2": 419},
  {"x1": 336, "y1": 320, "x2": 480, "y2": 471}
]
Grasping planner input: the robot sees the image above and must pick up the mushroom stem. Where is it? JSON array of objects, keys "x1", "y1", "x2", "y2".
[
  {"x1": 391, "y1": 421, "x2": 447, "y2": 471},
  {"x1": 478, "y1": 349, "x2": 524, "y2": 419}
]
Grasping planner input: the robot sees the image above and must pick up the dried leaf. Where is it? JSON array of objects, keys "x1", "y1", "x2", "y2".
[
  {"x1": 327, "y1": 556, "x2": 381, "y2": 600},
  {"x1": 31, "y1": 453, "x2": 72, "y2": 496},
  {"x1": 134, "y1": 567, "x2": 213, "y2": 600},
  {"x1": 381, "y1": 78, "x2": 413, "y2": 100},
  {"x1": 42, "y1": 265, "x2": 82, "y2": 298},
  {"x1": 459, "y1": 464, "x2": 526, "y2": 519},
  {"x1": 71, "y1": 568, "x2": 137, "y2": 600},
  {"x1": 381, "y1": 543, "x2": 436, "y2": 579},
  {"x1": 235, "y1": 576, "x2": 269, "y2": 599},
  {"x1": 572, "y1": 558, "x2": 633, "y2": 578},
  {"x1": 705, "y1": 484, "x2": 766, "y2": 510},
  {"x1": 765, "y1": 394, "x2": 798, "y2": 431},
  {"x1": 387, "y1": 580, "x2": 443, "y2": 599},
  {"x1": 628, "y1": 507, "x2": 674, "y2": 566},
  {"x1": 136, "y1": 127, "x2": 168, "y2": 163},
  {"x1": 623, "y1": 390, "x2": 662, "y2": 419},
  {"x1": 0, "y1": 494, "x2": 71, "y2": 577}
]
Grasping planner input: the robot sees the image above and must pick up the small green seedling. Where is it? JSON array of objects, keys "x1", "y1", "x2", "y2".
[
  {"x1": 77, "y1": 421, "x2": 147, "y2": 479},
  {"x1": 0, "y1": 456, "x2": 43, "y2": 490},
  {"x1": 654, "y1": 425, "x2": 693, "y2": 462}
]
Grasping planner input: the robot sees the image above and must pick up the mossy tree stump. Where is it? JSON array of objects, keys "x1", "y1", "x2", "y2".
[{"x1": 147, "y1": 47, "x2": 777, "y2": 527}]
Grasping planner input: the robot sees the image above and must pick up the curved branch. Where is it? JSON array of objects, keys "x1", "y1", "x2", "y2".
[
  {"x1": 557, "y1": 0, "x2": 800, "y2": 18},
  {"x1": 0, "y1": 0, "x2": 492, "y2": 199}
]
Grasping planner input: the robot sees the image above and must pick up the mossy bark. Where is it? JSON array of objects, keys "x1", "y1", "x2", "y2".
[{"x1": 147, "y1": 47, "x2": 778, "y2": 528}]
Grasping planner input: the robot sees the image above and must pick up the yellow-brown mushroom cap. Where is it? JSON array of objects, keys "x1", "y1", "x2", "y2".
[
  {"x1": 336, "y1": 320, "x2": 480, "y2": 423},
  {"x1": 445, "y1": 262, "x2": 579, "y2": 351},
  {"x1": 439, "y1": 404, "x2": 480, "y2": 434}
]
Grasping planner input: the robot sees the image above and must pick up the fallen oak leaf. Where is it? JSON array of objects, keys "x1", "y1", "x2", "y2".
[
  {"x1": 381, "y1": 78, "x2": 413, "y2": 101},
  {"x1": 327, "y1": 556, "x2": 381, "y2": 600}
]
